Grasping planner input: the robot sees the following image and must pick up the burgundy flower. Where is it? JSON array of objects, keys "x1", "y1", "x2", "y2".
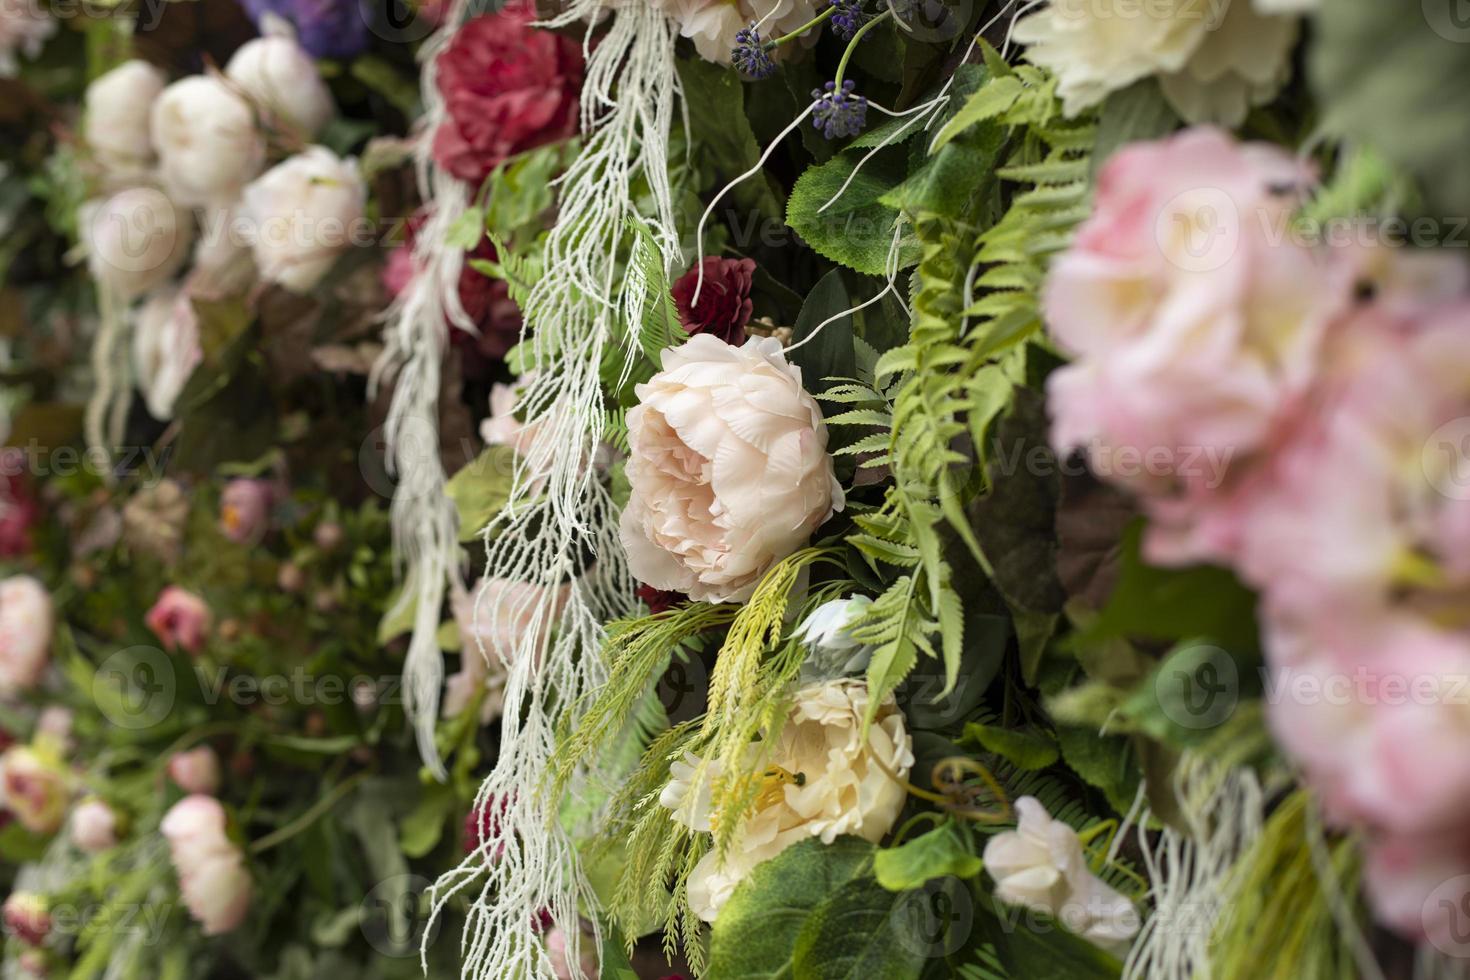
[
  {"x1": 0, "y1": 451, "x2": 38, "y2": 559},
  {"x1": 670, "y1": 257, "x2": 757, "y2": 346},
  {"x1": 431, "y1": 1, "x2": 584, "y2": 187},
  {"x1": 636, "y1": 583, "x2": 686, "y2": 614},
  {"x1": 382, "y1": 217, "x2": 523, "y2": 378},
  {"x1": 464, "y1": 795, "x2": 510, "y2": 858}
]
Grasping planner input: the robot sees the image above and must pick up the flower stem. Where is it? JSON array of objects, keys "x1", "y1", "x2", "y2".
[
  {"x1": 764, "y1": 6, "x2": 837, "y2": 49},
  {"x1": 249, "y1": 770, "x2": 371, "y2": 855},
  {"x1": 833, "y1": 9, "x2": 893, "y2": 88}
]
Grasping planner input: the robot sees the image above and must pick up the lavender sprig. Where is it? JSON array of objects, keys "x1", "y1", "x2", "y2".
[
  {"x1": 811, "y1": 80, "x2": 868, "y2": 140},
  {"x1": 830, "y1": 0, "x2": 865, "y2": 40},
  {"x1": 732, "y1": 24, "x2": 776, "y2": 80}
]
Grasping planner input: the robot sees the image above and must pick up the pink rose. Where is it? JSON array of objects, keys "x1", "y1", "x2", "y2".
[
  {"x1": 70, "y1": 798, "x2": 119, "y2": 852},
  {"x1": 145, "y1": 586, "x2": 212, "y2": 655},
  {"x1": 0, "y1": 575, "x2": 52, "y2": 695},
  {"x1": 431, "y1": 1, "x2": 583, "y2": 187},
  {"x1": 620, "y1": 335, "x2": 844, "y2": 603},
  {"x1": 161, "y1": 795, "x2": 252, "y2": 936},
  {"x1": 1044, "y1": 127, "x2": 1349, "y2": 565},
  {"x1": 444, "y1": 578, "x2": 569, "y2": 724},
  {"x1": 1363, "y1": 834, "x2": 1470, "y2": 948},
  {"x1": 167, "y1": 746, "x2": 222, "y2": 796},
  {"x1": 0, "y1": 746, "x2": 69, "y2": 834},
  {"x1": 544, "y1": 920, "x2": 599, "y2": 980},
  {"x1": 219, "y1": 479, "x2": 275, "y2": 544}
]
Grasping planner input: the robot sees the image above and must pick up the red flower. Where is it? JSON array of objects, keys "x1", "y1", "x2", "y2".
[
  {"x1": 636, "y1": 583, "x2": 685, "y2": 614},
  {"x1": 464, "y1": 795, "x2": 510, "y2": 859},
  {"x1": 0, "y1": 451, "x2": 38, "y2": 559},
  {"x1": 432, "y1": 1, "x2": 583, "y2": 187},
  {"x1": 382, "y1": 217, "x2": 523, "y2": 378},
  {"x1": 670, "y1": 257, "x2": 757, "y2": 346}
]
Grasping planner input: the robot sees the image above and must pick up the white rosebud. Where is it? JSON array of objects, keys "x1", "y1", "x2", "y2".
[
  {"x1": 983, "y1": 796, "x2": 1140, "y2": 956},
  {"x1": 70, "y1": 798, "x2": 119, "y2": 853},
  {"x1": 0, "y1": 575, "x2": 52, "y2": 696},
  {"x1": 225, "y1": 27, "x2": 334, "y2": 137},
  {"x1": 151, "y1": 75, "x2": 265, "y2": 206},
  {"x1": 796, "y1": 595, "x2": 874, "y2": 679},
  {"x1": 132, "y1": 286, "x2": 202, "y2": 421},
  {"x1": 81, "y1": 188, "x2": 193, "y2": 300},
  {"x1": 83, "y1": 60, "x2": 167, "y2": 182},
  {"x1": 240, "y1": 146, "x2": 366, "y2": 293}
]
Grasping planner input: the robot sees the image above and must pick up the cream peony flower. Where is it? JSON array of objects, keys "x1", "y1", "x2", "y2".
[
  {"x1": 225, "y1": 24, "x2": 334, "y2": 137},
  {"x1": 132, "y1": 286, "x2": 202, "y2": 421},
  {"x1": 151, "y1": 75, "x2": 266, "y2": 207},
  {"x1": 161, "y1": 795, "x2": 252, "y2": 936},
  {"x1": 0, "y1": 575, "x2": 51, "y2": 695},
  {"x1": 1014, "y1": 0, "x2": 1299, "y2": 125},
  {"x1": 652, "y1": 0, "x2": 821, "y2": 65},
  {"x1": 983, "y1": 796, "x2": 1140, "y2": 956},
  {"x1": 621, "y1": 335, "x2": 843, "y2": 604},
  {"x1": 83, "y1": 60, "x2": 167, "y2": 183},
  {"x1": 660, "y1": 679, "x2": 913, "y2": 922},
  {"x1": 240, "y1": 146, "x2": 366, "y2": 293}
]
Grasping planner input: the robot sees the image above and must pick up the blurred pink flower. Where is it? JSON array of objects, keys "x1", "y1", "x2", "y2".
[
  {"x1": 168, "y1": 746, "x2": 222, "y2": 796},
  {"x1": 145, "y1": 586, "x2": 211, "y2": 655},
  {"x1": 219, "y1": 479, "x2": 276, "y2": 544},
  {"x1": 161, "y1": 795, "x2": 252, "y2": 935}
]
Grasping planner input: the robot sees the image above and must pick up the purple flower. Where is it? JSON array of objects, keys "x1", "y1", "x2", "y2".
[
  {"x1": 811, "y1": 79, "x2": 867, "y2": 139},
  {"x1": 240, "y1": 0, "x2": 370, "y2": 61},
  {"x1": 830, "y1": 0, "x2": 865, "y2": 40},
  {"x1": 732, "y1": 24, "x2": 775, "y2": 80}
]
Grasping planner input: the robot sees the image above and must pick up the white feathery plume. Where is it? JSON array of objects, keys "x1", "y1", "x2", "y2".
[
  {"x1": 426, "y1": 2, "x2": 682, "y2": 978},
  {"x1": 1123, "y1": 755, "x2": 1265, "y2": 980},
  {"x1": 83, "y1": 284, "x2": 131, "y2": 481},
  {"x1": 369, "y1": 0, "x2": 479, "y2": 780}
]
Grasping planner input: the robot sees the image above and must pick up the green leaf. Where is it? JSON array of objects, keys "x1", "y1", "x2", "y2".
[
  {"x1": 398, "y1": 784, "x2": 455, "y2": 858},
  {"x1": 445, "y1": 207, "x2": 487, "y2": 250},
  {"x1": 787, "y1": 148, "x2": 921, "y2": 276},
  {"x1": 708, "y1": 836, "x2": 876, "y2": 979},
  {"x1": 445, "y1": 446, "x2": 517, "y2": 542},
  {"x1": 1056, "y1": 725, "x2": 1139, "y2": 818},
  {"x1": 791, "y1": 875, "x2": 929, "y2": 980},
  {"x1": 962, "y1": 723, "x2": 1059, "y2": 771},
  {"x1": 930, "y1": 75, "x2": 1023, "y2": 153},
  {"x1": 349, "y1": 55, "x2": 422, "y2": 116},
  {"x1": 981, "y1": 895, "x2": 1123, "y2": 980},
  {"x1": 1091, "y1": 79, "x2": 1177, "y2": 172},
  {"x1": 788, "y1": 270, "x2": 856, "y2": 399},
  {"x1": 874, "y1": 824, "x2": 982, "y2": 892},
  {"x1": 677, "y1": 58, "x2": 782, "y2": 219},
  {"x1": 484, "y1": 143, "x2": 573, "y2": 242},
  {"x1": 1312, "y1": 0, "x2": 1470, "y2": 221}
]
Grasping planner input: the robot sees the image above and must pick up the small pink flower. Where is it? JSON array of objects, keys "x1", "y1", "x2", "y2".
[
  {"x1": 0, "y1": 575, "x2": 52, "y2": 696},
  {"x1": 219, "y1": 479, "x2": 275, "y2": 544},
  {"x1": 70, "y1": 798, "x2": 119, "y2": 853},
  {"x1": 167, "y1": 746, "x2": 222, "y2": 796},
  {"x1": 161, "y1": 795, "x2": 252, "y2": 936},
  {"x1": 145, "y1": 586, "x2": 211, "y2": 655},
  {"x1": 2, "y1": 892, "x2": 50, "y2": 946},
  {"x1": 0, "y1": 746, "x2": 69, "y2": 835}
]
